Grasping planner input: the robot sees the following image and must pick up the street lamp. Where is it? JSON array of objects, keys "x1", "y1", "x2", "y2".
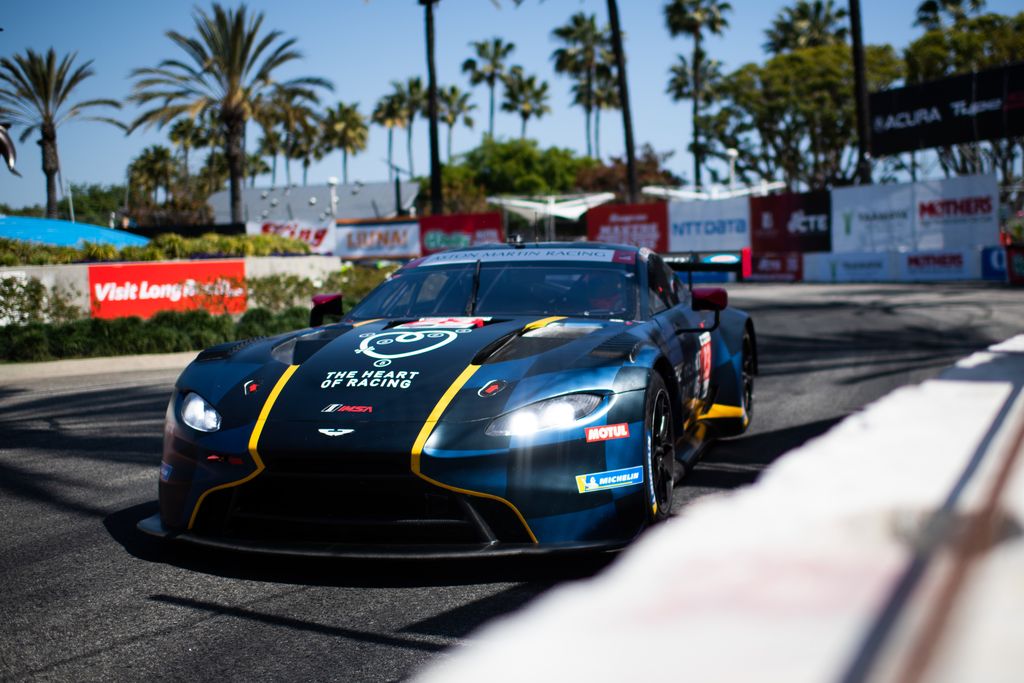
[
  {"x1": 327, "y1": 176, "x2": 339, "y2": 217},
  {"x1": 726, "y1": 148, "x2": 738, "y2": 190}
]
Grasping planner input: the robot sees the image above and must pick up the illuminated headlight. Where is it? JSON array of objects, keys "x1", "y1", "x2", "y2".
[
  {"x1": 486, "y1": 394, "x2": 602, "y2": 437},
  {"x1": 181, "y1": 392, "x2": 222, "y2": 432}
]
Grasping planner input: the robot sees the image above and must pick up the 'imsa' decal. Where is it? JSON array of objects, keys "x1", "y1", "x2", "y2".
[
  {"x1": 584, "y1": 423, "x2": 630, "y2": 442},
  {"x1": 575, "y1": 466, "x2": 644, "y2": 493}
]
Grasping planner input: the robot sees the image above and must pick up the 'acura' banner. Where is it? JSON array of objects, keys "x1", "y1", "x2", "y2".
[
  {"x1": 89, "y1": 260, "x2": 246, "y2": 319},
  {"x1": 419, "y1": 213, "x2": 503, "y2": 256},
  {"x1": 586, "y1": 203, "x2": 668, "y2": 253},
  {"x1": 668, "y1": 196, "x2": 750, "y2": 252},
  {"x1": 750, "y1": 191, "x2": 831, "y2": 254},
  {"x1": 870, "y1": 61, "x2": 1024, "y2": 156}
]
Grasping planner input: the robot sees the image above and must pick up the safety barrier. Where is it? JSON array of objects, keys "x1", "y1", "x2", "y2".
[{"x1": 415, "y1": 335, "x2": 1024, "y2": 682}]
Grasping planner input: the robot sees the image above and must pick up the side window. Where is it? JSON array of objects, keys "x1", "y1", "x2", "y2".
[
  {"x1": 660, "y1": 261, "x2": 680, "y2": 306},
  {"x1": 647, "y1": 259, "x2": 672, "y2": 315}
]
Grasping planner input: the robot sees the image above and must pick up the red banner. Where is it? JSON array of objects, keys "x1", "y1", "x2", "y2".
[
  {"x1": 750, "y1": 191, "x2": 831, "y2": 254},
  {"x1": 747, "y1": 252, "x2": 803, "y2": 282},
  {"x1": 586, "y1": 203, "x2": 668, "y2": 253},
  {"x1": 419, "y1": 213, "x2": 504, "y2": 255},
  {"x1": 88, "y1": 260, "x2": 247, "y2": 319},
  {"x1": 1007, "y1": 245, "x2": 1024, "y2": 286}
]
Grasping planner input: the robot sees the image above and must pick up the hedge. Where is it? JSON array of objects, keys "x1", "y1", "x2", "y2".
[{"x1": 0, "y1": 307, "x2": 313, "y2": 362}]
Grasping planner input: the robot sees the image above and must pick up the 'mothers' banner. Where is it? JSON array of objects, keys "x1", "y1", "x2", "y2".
[
  {"x1": 89, "y1": 260, "x2": 246, "y2": 319},
  {"x1": 668, "y1": 196, "x2": 750, "y2": 252}
]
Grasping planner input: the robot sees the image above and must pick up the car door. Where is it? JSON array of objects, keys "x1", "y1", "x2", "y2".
[{"x1": 647, "y1": 255, "x2": 701, "y2": 408}]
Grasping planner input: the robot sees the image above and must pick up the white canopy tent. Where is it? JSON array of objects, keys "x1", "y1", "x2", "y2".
[
  {"x1": 487, "y1": 193, "x2": 616, "y2": 240},
  {"x1": 642, "y1": 181, "x2": 785, "y2": 202}
]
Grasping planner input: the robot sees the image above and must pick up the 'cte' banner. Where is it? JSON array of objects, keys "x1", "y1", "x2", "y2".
[{"x1": 89, "y1": 260, "x2": 247, "y2": 319}]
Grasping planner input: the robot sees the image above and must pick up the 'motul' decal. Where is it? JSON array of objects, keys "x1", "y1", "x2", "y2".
[{"x1": 584, "y1": 423, "x2": 630, "y2": 443}]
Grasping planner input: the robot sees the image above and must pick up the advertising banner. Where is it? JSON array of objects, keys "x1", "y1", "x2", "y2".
[
  {"x1": 750, "y1": 191, "x2": 831, "y2": 254},
  {"x1": 335, "y1": 218, "x2": 420, "y2": 260},
  {"x1": 898, "y1": 250, "x2": 980, "y2": 281},
  {"x1": 980, "y1": 246, "x2": 1007, "y2": 281},
  {"x1": 586, "y1": 203, "x2": 667, "y2": 253},
  {"x1": 419, "y1": 213, "x2": 504, "y2": 256},
  {"x1": 914, "y1": 174, "x2": 999, "y2": 251},
  {"x1": 88, "y1": 260, "x2": 247, "y2": 319},
  {"x1": 831, "y1": 184, "x2": 914, "y2": 253},
  {"x1": 747, "y1": 252, "x2": 803, "y2": 282},
  {"x1": 245, "y1": 220, "x2": 334, "y2": 254},
  {"x1": 668, "y1": 197, "x2": 750, "y2": 252},
  {"x1": 870, "y1": 61, "x2": 1024, "y2": 156},
  {"x1": 803, "y1": 252, "x2": 898, "y2": 282},
  {"x1": 1006, "y1": 245, "x2": 1024, "y2": 286}
]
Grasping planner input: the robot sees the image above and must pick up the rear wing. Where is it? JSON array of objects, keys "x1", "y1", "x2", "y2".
[{"x1": 663, "y1": 249, "x2": 751, "y2": 288}]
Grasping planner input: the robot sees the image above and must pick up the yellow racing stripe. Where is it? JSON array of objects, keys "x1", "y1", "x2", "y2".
[
  {"x1": 522, "y1": 315, "x2": 565, "y2": 331},
  {"x1": 702, "y1": 403, "x2": 744, "y2": 420},
  {"x1": 187, "y1": 364, "x2": 299, "y2": 530}
]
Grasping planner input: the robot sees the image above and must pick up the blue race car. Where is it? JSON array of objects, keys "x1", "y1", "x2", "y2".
[{"x1": 140, "y1": 242, "x2": 756, "y2": 556}]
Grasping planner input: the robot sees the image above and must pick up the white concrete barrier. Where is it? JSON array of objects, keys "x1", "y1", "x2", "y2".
[{"x1": 415, "y1": 336, "x2": 1024, "y2": 683}]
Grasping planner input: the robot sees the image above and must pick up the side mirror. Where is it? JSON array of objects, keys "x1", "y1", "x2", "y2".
[
  {"x1": 310, "y1": 293, "x2": 344, "y2": 327},
  {"x1": 692, "y1": 287, "x2": 728, "y2": 312}
]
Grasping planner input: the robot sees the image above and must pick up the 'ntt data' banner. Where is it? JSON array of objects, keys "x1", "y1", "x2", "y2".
[{"x1": 668, "y1": 197, "x2": 750, "y2": 252}]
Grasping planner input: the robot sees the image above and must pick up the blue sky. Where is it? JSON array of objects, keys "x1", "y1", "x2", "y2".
[{"x1": 1, "y1": 0, "x2": 1018, "y2": 211}]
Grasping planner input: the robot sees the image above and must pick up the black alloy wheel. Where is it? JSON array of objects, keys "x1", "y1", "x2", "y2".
[
  {"x1": 646, "y1": 374, "x2": 675, "y2": 522},
  {"x1": 741, "y1": 333, "x2": 755, "y2": 427}
]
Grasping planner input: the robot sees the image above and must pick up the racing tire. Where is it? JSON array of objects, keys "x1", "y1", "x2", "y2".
[
  {"x1": 740, "y1": 331, "x2": 754, "y2": 431},
  {"x1": 644, "y1": 373, "x2": 675, "y2": 523}
]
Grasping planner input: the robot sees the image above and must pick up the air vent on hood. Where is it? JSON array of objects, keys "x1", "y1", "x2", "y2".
[
  {"x1": 196, "y1": 336, "x2": 265, "y2": 362},
  {"x1": 271, "y1": 325, "x2": 350, "y2": 365},
  {"x1": 590, "y1": 333, "x2": 640, "y2": 360}
]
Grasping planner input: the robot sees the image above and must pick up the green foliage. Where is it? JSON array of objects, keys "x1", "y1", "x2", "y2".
[
  {"x1": 461, "y1": 138, "x2": 595, "y2": 196},
  {"x1": 247, "y1": 264, "x2": 393, "y2": 313},
  {"x1": 0, "y1": 275, "x2": 82, "y2": 326}
]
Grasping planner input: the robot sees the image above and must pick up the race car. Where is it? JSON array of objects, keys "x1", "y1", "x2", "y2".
[{"x1": 139, "y1": 242, "x2": 757, "y2": 556}]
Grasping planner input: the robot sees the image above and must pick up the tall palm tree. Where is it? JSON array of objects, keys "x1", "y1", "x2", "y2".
[
  {"x1": 265, "y1": 87, "x2": 319, "y2": 186},
  {"x1": 256, "y1": 130, "x2": 283, "y2": 186},
  {"x1": 0, "y1": 48, "x2": 119, "y2": 217},
  {"x1": 664, "y1": 0, "x2": 732, "y2": 190},
  {"x1": 437, "y1": 86, "x2": 476, "y2": 161},
  {"x1": 246, "y1": 152, "x2": 270, "y2": 187},
  {"x1": 390, "y1": 77, "x2": 425, "y2": 177},
  {"x1": 763, "y1": 0, "x2": 849, "y2": 54},
  {"x1": 591, "y1": 62, "x2": 620, "y2": 161},
  {"x1": 321, "y1": 102, "x2": 368, "y2": 184},
  {"x1": 551, "y1": 12, "x2": 609, "y2": 158},
  {"x1": 289, "y1": 114, "x2": 324, "y2": 186},
  {"x1": 169, "y1": 117, "x2": 203, "y2": 180},
  {"x1": 914, "y1": 0, "x2": 986, "y2": 30},
  {"x1": 130, "y1": 145, "x2": 177, "y2": 205},
  {"x1": 462, "y1": 37, "x2": 516, "y2": 139},
  {"x1": 129, "y1": 3, "x2": 331, "y2": 222},
  {"x1": 372, "y1": 94, "x2": 406, "y2": 182},
  {"x1": 501, "y1": 67, "x2": 551, "y2": 139}
]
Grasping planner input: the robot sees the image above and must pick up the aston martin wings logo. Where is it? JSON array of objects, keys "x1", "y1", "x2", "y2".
[{"x1": 318, "y1": 428, "x2": 355, "y2": 437}]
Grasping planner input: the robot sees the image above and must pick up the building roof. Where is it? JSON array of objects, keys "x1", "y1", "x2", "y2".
[{"x1": 208, "y1": 181, "x2": 420, "y2": 224}]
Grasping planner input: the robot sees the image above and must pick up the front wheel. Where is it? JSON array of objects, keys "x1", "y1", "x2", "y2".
[{"x1": 644, "y1": 373, "x2": 675, "y2": 522}]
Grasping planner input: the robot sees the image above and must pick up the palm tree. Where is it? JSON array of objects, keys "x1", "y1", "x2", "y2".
[
  {"x1": 438, "y1": 86, "x2": 476, "y2": 161},
  {"x1": 246, "y1": 152, "x2": 270, "y2": 187},
  {"x1": 763, "y1": 0, "x2": 849, "y2": 54},
  {"x1": 129, "y1": 3, "x2": 331, "y2": 222},
  {"x1": 914, "y1": 0, "x2": 986, "y2": 30},
  {"x1": 0, "y1": 48, "x2": 119, "y2": 217},
  {"x1": 372, "y1": 94, "x2": 406, "y2": 182},
  {"x1": 289, "y1": 114, "x2": 324, "y2": 186},
  {"x1": 168, "y1": 117, "x2": 203, "y2": 180},
  {"x1": 664, "y1": 0, "x2": 732, "y2": 190},
  {"x1": 591, "y1": 63, "x2": 620, "y2": 160},
  {"x1": 256, "y1": 130, "x2": 283, "y2": 185},
  {"x1": 390, "y1": 77, "x2": 425, "y2": 177},
  {"x1": 552, "y1": 12, "x2": 610, "y2": 158},
  {"x1": 130, "y1": 145, "x2": 177, "y2": 205},
  {"x1": 462, "y1": 37, "x2": 516, "y2": 139},
  {"x1": 322, "y1": 102, "x2": 368, "y2": 184},
  {"x1": 501, "y1": 67, "x2": 551, "y2": 139}
]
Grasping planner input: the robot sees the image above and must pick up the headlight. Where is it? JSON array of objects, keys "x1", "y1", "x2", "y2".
[
  {"x1": 181, "y1": 392, "x2": 222, "y2": 432},
  {"x1": 485, "y1": 394, "x2": 602, "y2": 437}
]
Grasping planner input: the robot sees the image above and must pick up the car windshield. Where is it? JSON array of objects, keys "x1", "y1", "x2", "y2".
[{"x1": 348, "y1": 261, "x2": 638, "y2": 320}]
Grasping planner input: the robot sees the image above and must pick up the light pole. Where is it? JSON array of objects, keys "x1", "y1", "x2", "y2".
[
  {"x1": 327, "y1": 176, "x2": 339, "y2": 217},
  {"x1": 726, "y1": 148, "x2": 738, "y2": 190}
]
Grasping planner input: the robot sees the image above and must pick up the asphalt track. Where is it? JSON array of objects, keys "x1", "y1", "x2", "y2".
[{"x1": 1, "y1": 283, "x2": 1022, "y2": 682}]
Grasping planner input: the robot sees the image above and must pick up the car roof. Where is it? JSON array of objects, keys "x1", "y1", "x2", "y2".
[{"x1": 407, "y1": 242, "x2": 650, "y2": 268}]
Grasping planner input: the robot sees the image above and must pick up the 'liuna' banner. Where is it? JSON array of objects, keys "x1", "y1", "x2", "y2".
[
  {"x1": 586, "y1": 203, "x2": 668, "y2": 253},
  {"x1": 419, "y1": 213, "x2": 504, "y2": 255},
  {"x1": 750, "y1": 191, "x2": 831, "y2": 254},
  {"x1": 88, "y1": 260, "x2": 247, "y2": 319},
  {"x1": 668, "y1": 196, "x2": 750, "y2": 253},
  {"x1": 245, "y1": 220, "x2": 335, "y2": 254},
  {"x1": 335, "y1": 218, "x2": 420, "y2": 260}
]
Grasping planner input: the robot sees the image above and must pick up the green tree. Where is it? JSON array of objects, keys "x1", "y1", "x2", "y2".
[
  {"x1": 168, "y1": 117, "x2": 202, "y2": 180},
  {"x1": 461, "y1": 37, "x2": 516, "y2": 138},
  {"x1": 246, "y1": 152, "x2": 270, "y2": 187},
  {"x1": 914, "y1": 0, "x2": 986, "y2": 30},
  {"x1": 461, "y1": 137, "x2": 592, "y2": 195},
  {"x1": 321, "y1": 102, "x2": 368, "y2": 184},
  {"x1": 390, "y1": 77, "x2": 425, "y2": 177},
  {"x1": 438, "y1": 86, "x2": 476, "y2": 161},
  {"x1": 0, "y1": 48, "x2": 119, "y2": 217},
  {"x1": 256, "y1": 130, "x2": 283, "y2": 185},
  {"x1": 576, "y1": 144, "x2": 683, "y2": 198},
  {"x1": 591, "y1": 64, "x2": 620, "y2": 161},
  {"x1": 763, "y1": 1, "x2": 849, "y2": 54},
  {"x1": 501, "y1": 67, "x2": 551, "y2": 139},
  {"x1": 130, "y1": 145, "x2": 177, "y2": 205},
  {"x1": 372, "y1": 94, "x2": 406, "y2": 182},
  {"x1": 290, "y1": 114, "x2": 324, "y2": 186},
  {"x1": 130, "y1": 3, "x2": 331, "y2": 222},
  {"x1": 551, "y1": 12, "x2": 610, "y2": 158},
  {"x1": 664, "y1": 0, "x2": 732, "y2": 190}
]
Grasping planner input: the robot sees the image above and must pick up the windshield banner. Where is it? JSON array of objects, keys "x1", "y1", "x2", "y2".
[
  {"x1": 88, "y1": 259, "x2": 246, "y2": 319},
  {"x1": 419, "y1": 213, "x2": 503, "y2": 255},
  {"x1": 335, "y1": 219, "x2": 420, "y2": 260},
  {"x1": 668, "y1": 196, "x2": 750, "y2": 253},
  {"x1": 586, "y1": 203, "x2": 668, "y2": 253}
]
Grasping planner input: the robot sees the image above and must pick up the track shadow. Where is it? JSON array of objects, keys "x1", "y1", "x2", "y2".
[{"x1": 104, "y1": 501, "x2": 614, "y2": 589}]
